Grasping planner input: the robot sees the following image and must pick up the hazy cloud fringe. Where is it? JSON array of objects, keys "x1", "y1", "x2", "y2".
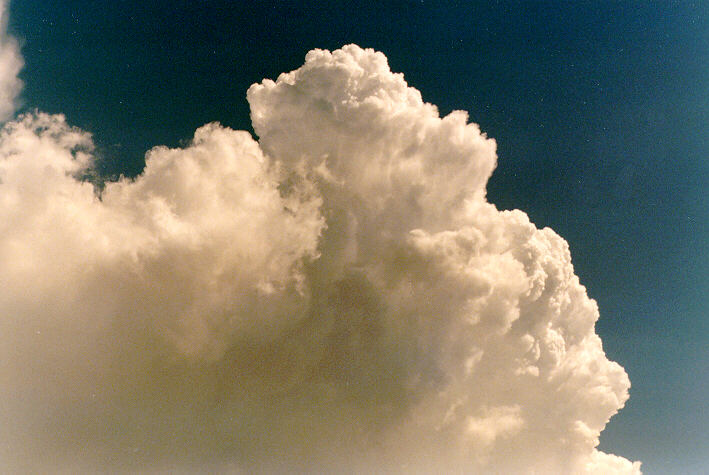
[{"x1": 0, "y1": 0, "x2": 21, "y2": 122}]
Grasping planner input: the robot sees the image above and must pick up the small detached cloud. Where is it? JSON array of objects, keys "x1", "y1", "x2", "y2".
[
  {"x1": 0, "y1": 0, "x2": 21, "y2": 122},
  {"x1": 0, "y1": 30, "x2": 640, "y2": 474}
]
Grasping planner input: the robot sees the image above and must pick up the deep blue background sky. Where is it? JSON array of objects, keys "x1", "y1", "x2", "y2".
[{"x1": 7, "y1": 1, "x2": 707, "y2": 472}]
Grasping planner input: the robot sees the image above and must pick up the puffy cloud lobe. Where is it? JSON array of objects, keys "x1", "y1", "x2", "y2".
[
  {"x1": 0, "y1": 114, "x2": 323, "y2": 470},
  {"x1": 0, "y1": 0, "x2": 22, "y2": 122},
  {"x1": 249, "y1": 47, "x2": 496, "y2": 234},
  {"x1": 0, "y1": 43, "x2": 640, "y2": 473}
]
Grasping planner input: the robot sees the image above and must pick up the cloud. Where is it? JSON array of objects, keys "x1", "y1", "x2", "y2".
[
  {"x1": 0, "y1": 0, "x2": 22, "y2": 122},
  {"x1": 0, "y1": 34, "x2": 640, "y2": 474}
]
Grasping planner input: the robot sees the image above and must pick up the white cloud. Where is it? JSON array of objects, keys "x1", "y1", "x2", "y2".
[
  {"x1": 0, "y1": 37, "x2": 640, "y2": 474},
  {"x1": 0, "y1": 0, "x2": 22, "y2": 122}
]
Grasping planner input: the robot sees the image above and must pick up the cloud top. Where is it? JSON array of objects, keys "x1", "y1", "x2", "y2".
[{"x1": 0, "y1": 39, "x2": 640, "y2": 473}]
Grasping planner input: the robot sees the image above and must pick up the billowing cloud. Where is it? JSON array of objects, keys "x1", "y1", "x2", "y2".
[
  {"x1": 0, "y1": 0, "x2": 22, "y2": 122},
  {"x1": 0, "y1": 28, "x2": 640, "y2": 474}
]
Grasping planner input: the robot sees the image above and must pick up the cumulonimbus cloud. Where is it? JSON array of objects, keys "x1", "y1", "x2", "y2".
[{"x1": 0, "y1": 7, "x2": 640, "y2": 472}]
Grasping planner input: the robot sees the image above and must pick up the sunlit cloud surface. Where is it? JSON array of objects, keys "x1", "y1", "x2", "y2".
[{"x1": 0, "y1": 5, "x2": 640, "y2": 472}]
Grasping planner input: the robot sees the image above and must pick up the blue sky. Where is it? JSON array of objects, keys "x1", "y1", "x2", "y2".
[{"x1": 6, "y1": 1, "x2": 708, "y2": 472}]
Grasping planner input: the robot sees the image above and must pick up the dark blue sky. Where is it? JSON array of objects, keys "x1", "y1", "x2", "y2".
[{"x1": 8, "y1": 1, "x2": 707, "y2": 472}]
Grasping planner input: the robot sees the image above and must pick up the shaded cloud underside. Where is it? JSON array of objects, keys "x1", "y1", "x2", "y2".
[{"x1": 0, "y1": 4, "x2": 640, "y2": 472}]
